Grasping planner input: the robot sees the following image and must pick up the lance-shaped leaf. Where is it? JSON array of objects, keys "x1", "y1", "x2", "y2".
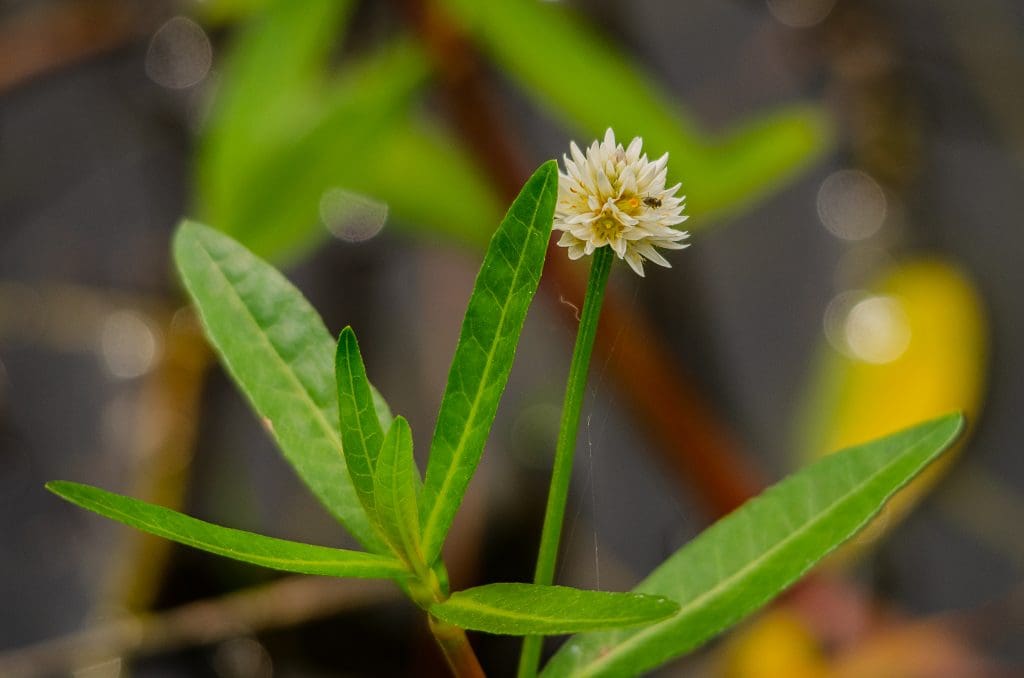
[
  {"x1": 47, "y1": 482, "x2": 405, "y2": 579},
  {"x1": 542, "y1": 414, "x2": 965, "y2": 677},
  {"x1": 374, "y1": 417, "x2": 424, "y2": 566},
  {"x1": 430, "y1": 584, "x2": 678, "y2": 636},
  {"x1": 420, "y1": 161, "x2": 558, "y2": 563},
  {"x1": 174, "y1": 220, "x2": 386, "y2": 552},
  {"x1": 336, "y1": 327, "x2": 386, "y2": 521}
]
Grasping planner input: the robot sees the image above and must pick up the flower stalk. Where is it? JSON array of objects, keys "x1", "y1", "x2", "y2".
[{"x1": 518, "y1": 245, "x2": 615, "y2": 678}]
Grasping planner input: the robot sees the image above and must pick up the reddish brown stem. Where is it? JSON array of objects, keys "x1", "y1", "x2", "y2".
[
  {"x1": 0, "y1": 0, "x2": 168, "y2": 92},
  {"x1": 429, "y1": 616, "x2": 486, "y2": 678}
]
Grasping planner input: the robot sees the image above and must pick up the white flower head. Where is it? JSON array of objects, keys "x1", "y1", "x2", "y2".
[{"x1": 555, "y1": 129, "x2": 689, "y2": 276}]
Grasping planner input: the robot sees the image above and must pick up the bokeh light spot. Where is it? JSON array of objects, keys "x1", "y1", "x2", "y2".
[
  {"x1": 99, "y1": 310, "x2": 161, "y2": 379},
  {"x1": 213, "y1": 638, "x2": 273, "y2": 678},
  {"x1": 817, "y1": 169, "x2": 887, "y2": 241},
  {"x1": 145, "y1": 16, "x2": 213, "y2": 90},
  {"x1": 844, "y1": 295, "x2": 911, "y2": 364},
  {"x1": 319, "y1": 188, "x2": 388, "y2": 242}
]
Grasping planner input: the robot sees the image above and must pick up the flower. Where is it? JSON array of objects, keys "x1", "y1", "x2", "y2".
[{"x1": 555, "y1": 129, "x2": 689, "y2": 276}]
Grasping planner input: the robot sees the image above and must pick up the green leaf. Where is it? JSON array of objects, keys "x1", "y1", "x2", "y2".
[
  {"x1": 173, "y1": 220, "x2": 387, "y2": 552},
  {"x1": 542, "y1": 414, "x2": 965, "y2": 677},
  {"x1": 344, "y1": 118, "x2": 503, "y2": 249},
  {"x1": 374, "y1": 417, "x2": 424, "y2": 566},
  {"x1": 219, "y1": 39, "x2": 431, "y2": 263},
  {"x1": 440, "y1": 0, "x2": 831, "y2": 221},
  {"x1": 197, "y1": 0, "x2": 355, "y2": 230},
  {"x1": 336, "y1": 327, "x2": 387, "y2": 520},
  {"x1": 430, "y1": 584, "x2": 679, "y2": 636},
  {"x1": 47, "y1": 482, "x2": 405, "y2": 579},
  {"x1": 197, "y1": 0, "x2": 500, "y2": 258},
  {"x1": 420, "y1": 161, "x2": 559, "y2": 563}
]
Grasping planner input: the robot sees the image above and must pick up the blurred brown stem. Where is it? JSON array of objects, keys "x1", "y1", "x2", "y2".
[
  {"x1": 0, "y1": 576, "x2": 396, "y2": 678},
  {"x1": 0, "y1": 0, "x2": 169, "y2": 92}
]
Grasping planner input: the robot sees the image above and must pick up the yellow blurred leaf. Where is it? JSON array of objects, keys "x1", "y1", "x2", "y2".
[
  {"x1": 721, "y1": 610, "x2": 827, "y2": 678},
  {"x1": 799, "y1": 258, "x2": 987, "y2": 553}
]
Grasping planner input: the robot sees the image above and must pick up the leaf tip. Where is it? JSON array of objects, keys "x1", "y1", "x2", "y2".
[
  {"x1": 173, "y1": 218, "x2": 206, "y2": 244},
  {"x1": 649, "y1": 594, "x2": 681, "y2": 617},
  {"x1": 944, "y1": 410, "x2": 968, "y2": 440},
  {"x1": 172, "y1": 219, "x2": 218, "y2": 270},
  {"x1": 389, "y1": 414, "x2": 412, "y2": 437},
  {"x1": 45, "y1": 480, "x2": 76, "y2": 500},
  {"x1": 537, "y1": 159, "x2": 559, "y2": 186}
]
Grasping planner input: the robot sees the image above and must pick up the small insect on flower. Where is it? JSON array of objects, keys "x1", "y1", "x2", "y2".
[{"x1": 554, "y1": 128, "x2": 689, "y2": 276}]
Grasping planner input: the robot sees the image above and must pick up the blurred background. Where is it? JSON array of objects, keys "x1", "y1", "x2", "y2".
[{"x1": 1, "y1": 0, "x2": 1022, "y2": 675}]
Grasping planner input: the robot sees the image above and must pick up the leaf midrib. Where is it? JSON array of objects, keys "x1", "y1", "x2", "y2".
[
  {"x1": 342, "y1": 345, "x2": 378, "y2": 494},
  {"x1": 422, "y1": 171, "x2": 553, "y2": 553},
  {"x1": 569, "y1": 424, "x2": 953, "y2": 677},
  {"x1": 191, "y1": 236, "x2": 349, "y2": 494},
  {"x1": 441, "y1": 596, "x2": 655, "y2": 628},
  {"x1": 186, "y1": 235, "x2": 378, "y2": 553},
  {"x1": 71, "y1": 491, "x2": 401, "y2": 573}
]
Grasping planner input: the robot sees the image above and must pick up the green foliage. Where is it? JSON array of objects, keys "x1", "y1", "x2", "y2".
[
  {"x1": 541, "y1": 414, "x2": 965, "y2": 677},
  {"x1": 214, "y1": 40, "x2": 432, "y2": 262},
  {"x1": 196, "y1": 0, "x2": 499, "y2": 261},
  {"x1": 51, "y1": 191, "x2": 963, "y2": 676},
  {"x1": 196, "y1": 0, "x2": 832, "y2": 267},
  {"x1": 336, "y1": 326, "x2": 387, "y2": 523},
  {"x1": 198, "y1": 0, "x2": 355, "y2": 231},
  {"x1": 46, "y1": 482, "x2": 405, "y2": 579},
  {"x1": 439, "y1": 0, "x2": 831, "y2": 221},
  {"x1": 226, "y1": 41, "x2": 430, "y2": 262},
  {"x1": 350, "y1": 119, "x2": 503, "y2": 249},
  {"x1": 373, "y1": 417, "x2": 425, "y2": 568},
  {"x1": 419, "y1": 161, "x2": 558, "y2": 564},
  {"x1": 430, "y1": 584, "x2": 679, "y2": 636},
  {"x1": 173, "y1": 220, "x2": 386, "y2": 552}
]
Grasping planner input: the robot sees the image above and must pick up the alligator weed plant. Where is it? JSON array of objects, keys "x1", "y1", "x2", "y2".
[{"x1": 49, "y1": 131, "x2": 964, "y2": 677}]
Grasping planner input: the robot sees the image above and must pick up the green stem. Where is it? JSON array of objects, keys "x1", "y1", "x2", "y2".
[{"x1": 518, "y1": 246, "x2": 614, "y2": 678}]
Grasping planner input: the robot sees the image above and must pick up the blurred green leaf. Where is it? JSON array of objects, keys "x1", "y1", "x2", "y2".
[
  {"x1": 542, "y1": 414, "x2": 965, "y2": 677},
  {"x1": 336, "y1": 326, "x2": 387, "y2": 523},
  {"x1": 430, "y1": 584, "x2": 679, "y2": 636},
  {"x1": 347, "y1": 119, "x2": 503, "y2": 249},
  {"x1": 420, "y1": 161, "x2": 558, "y2": 564},
  {"x1": 197, "y1": 0, "x2": 503, "y2": 257},
  {"x1": 374, "y1": 417, "x2": 425, "y2": 566},
  {"x1": 220, "y1": 40, "x2": 432, "y2": 262},
  {"x1": 47, "y1": 482, "x2": 406, "y2": 579},
  {"x1": 440, "y1": 0, "x2": 831, "y2": 220},
  {"x1": 193, "y1": 0, "x2": 274, "y2": 26},
  {"x1": 173, "y1": 220, "x2": 388, "y2": 552},
  {"x1": 198, "y1": 0, "x2": 355, "y2": 229}
]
